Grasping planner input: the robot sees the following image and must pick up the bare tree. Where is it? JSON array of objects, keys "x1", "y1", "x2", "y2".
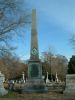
[
  {"x1": 69, "y1": 34, "x2": 75, "y2": 51},
  {"x1": 0, "y1": 50, "x2": 27, "y2": 79},
  {"x1": 0, "y1": 0, "x2": 30, "y2": 52},
  {"x1": 41, "y1": 47, "x2": 55, "y2": 81},
  {"x1": 41, "y1": 47, "x2": 68, "y2": 81},
  {"x1": 54, "y1": 54, "x2": 68, "y2": 81}
]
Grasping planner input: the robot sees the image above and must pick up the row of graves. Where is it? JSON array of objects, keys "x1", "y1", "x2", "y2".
[
  {"x1": 0, "y1": 70, "x2": 75, "y2": 96},
  {"x1": 0, "y1": 71, "x2": 64, "y2": 95}
]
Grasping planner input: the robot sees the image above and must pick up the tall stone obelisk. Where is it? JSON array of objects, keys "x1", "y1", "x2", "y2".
[
  {"x1": 30, "y1": 9, "x2": 39, "y2": 60},
  {"x1": 22, "y1": 9, "x2": 47, "y2": 93}
]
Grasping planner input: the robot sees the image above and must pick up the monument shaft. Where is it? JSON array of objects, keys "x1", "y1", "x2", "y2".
[
  {"x1": 28, "y1": 9, "x2": 41, "y2": 79},
  {"x1": 22, "y1": 9, "x2": 47, "y2": 93},
  {"x1": 30, "y1": 9, "x2": 39, "y2": 60}
]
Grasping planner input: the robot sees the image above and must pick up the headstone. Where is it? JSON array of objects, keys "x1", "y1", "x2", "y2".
[
  {"x1": 64, "y1": 74, "x2": 75, "y2": 94},
  {"x1": 55, "y1": 72, "x2": 59, "y2": 82},
  {"x1": 8, "y1": 80, "x2": 15, "y2": 90},
  {"x1": 46, "y1": 72, "x2": 50, "y2": 84},
  {"x1": 22, "y1": 72, "x2": 25, "y2": 83},
  {"x1": 22, "y1": 72, "x2": 25, "y2": 80},
  {"x1": 22, "y1": 9, "x2": 48, "y2": 93},
  {"x1": 0, "y1": 71, "x2": 8, "y2": 96}
]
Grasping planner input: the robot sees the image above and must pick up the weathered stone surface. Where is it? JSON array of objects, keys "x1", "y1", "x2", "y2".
[
  {"x1": 22, "y1": 9, "x2": 48, "y2": 93},
  {"x1": 0, "y1": 72, "x2": 8, "y2": 96},
  {"x1": 64, "y1": 74, "x2": 75, "y2": 94},
  {"x1": 22, "y1": 79, "x2": 48, "y2": 93},
  {"x1": 46, "y1": 72, "x2": 50, "y2": 84},
  {"x1": 46, "y1": 82, "x2": 65, "y2": 92}
]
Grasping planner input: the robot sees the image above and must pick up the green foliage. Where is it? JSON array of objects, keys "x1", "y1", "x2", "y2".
[{"x1": 68, "y1": 55, "x2": 75, "y2": 74}]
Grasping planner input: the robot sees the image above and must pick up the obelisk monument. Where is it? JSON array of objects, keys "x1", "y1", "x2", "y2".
[
  {"x1": 22, "y1": 9, "x2": 47, "y2": 93},
  {"x1": 30, "y1": 9, "x2": 39, "y2": 60}
]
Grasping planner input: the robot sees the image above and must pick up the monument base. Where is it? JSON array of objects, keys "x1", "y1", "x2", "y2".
[
  {"x1": 21, "y1": 79, "x2": 48, "y2": 93},
  {"x1": 64, "y1": 74, "x2": 75, "y2": 95},
  {"x1": 0, "y1": 87, "x2": 8, "y2": 96},
  {"x1": 0, "y1": 72, "x2": 8, "y2": 96}
]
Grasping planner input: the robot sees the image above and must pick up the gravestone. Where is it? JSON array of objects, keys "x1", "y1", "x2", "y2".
[
  {"x1": 46, "y1": 72, "x2": 50, "y2": 84},
  {"x1": 8, "y1": 80, "x2": 15, "y2": 90},
  {"x1": 55, "y1": 72, "x2": 59, "y2": 82},
  {"x1": 64, "y1": 74, "x2": 75, "y2": 94},
  {"x1": 22, "y1": 9, "x2": 48, "y2": 93},
  {"x1": 22, "y1": 72, "x2": 25, "y2": 83},
  {"x1": 0, "y1": 71, "x2": 8, "y2": 96}
]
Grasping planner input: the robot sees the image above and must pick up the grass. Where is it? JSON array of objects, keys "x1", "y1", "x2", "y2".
[
  {"x1": 1, "y1": 83, "x2": 75, "y2": 100},
  {"x1": 0, "y1": 91, "x2": 75, "y2": 100}
]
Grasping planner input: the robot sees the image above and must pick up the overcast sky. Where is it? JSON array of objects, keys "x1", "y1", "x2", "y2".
[{"x1": 15, "y1": 0, "x2": 75, "y2": 60}]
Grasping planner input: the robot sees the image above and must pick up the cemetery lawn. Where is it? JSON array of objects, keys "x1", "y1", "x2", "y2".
[{"x1": 0, "y1": 91, "x2": 75, "y2": 100}]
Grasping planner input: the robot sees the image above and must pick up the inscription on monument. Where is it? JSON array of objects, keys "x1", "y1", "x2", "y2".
[{"x1": 30, "y1": 64, "x2": 39, "y2": 78}]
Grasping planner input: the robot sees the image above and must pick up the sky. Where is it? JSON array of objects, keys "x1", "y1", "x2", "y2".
[{"x1": 15, "y1": 0, "x2": 75, "y2": 60}]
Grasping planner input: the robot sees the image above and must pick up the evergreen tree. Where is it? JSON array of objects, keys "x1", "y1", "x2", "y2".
[{"x1": 68, "y1": 55, "x2": 75, "y2": 74}]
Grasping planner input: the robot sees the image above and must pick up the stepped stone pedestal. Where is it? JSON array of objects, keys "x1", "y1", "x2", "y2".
[
  {"x1": 64, "y1": 74, "x2": 75, "y2": 94},
  {"x1": 0, "y1": 72, "x2": 8, "y2": 96},
  {"x1": 22, "y1": 60, "x2": 48, "y2": 93},
  {"x1": 22, "y1": 78, "x2": 47, "y2": 93}
]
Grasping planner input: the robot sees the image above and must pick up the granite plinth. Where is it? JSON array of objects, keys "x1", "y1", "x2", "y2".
[
  {"x1": 22, "y1": 79, "x2": 48, "y2": 93},
  {"x1": 64, "y1": 74, "x2": 75, "y2": 94},
  {"x1": 0, "y1": 72, "x2": 8, "y2": 96}
]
